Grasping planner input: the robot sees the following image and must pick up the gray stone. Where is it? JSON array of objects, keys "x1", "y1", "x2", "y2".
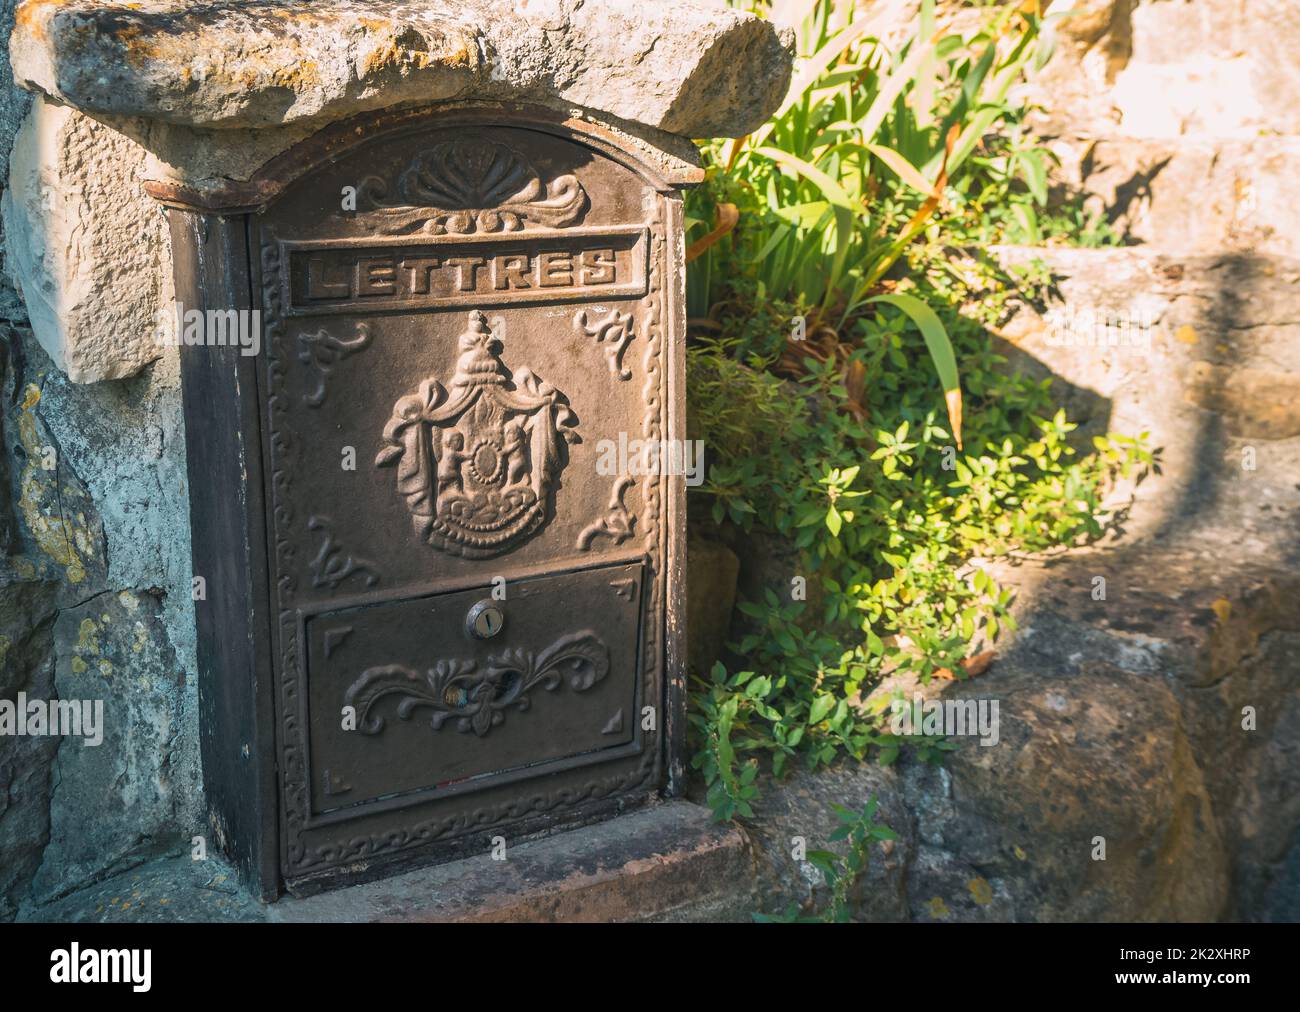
[
  {"x1": 0, "y1": 330, "x2": 201, "y2": 917},
  {"x1": 1026, "y1": 0, "x2": 1300, "y2": 139},
  {"x1": 1048, "y1": 135, "x2": 1300, "y2": 257},
  {"x1": 0, "y1": 0, "x2": 32, "y2": 183},
  {"x1": 11, "y1": 0, "x2": 793, "y2": 139},
  {"x1": 990, "y1": 247, "x2": 1300, "y2": 555},
  {"x1": 0, "y1": 580, "x2": 58, "y2": 921},
  {"x1": 30, "y1": 587, "x2": 191, "y2": 904},
  {"x1": 2, "y1": 96, "x2": 173, "y2": 382}
]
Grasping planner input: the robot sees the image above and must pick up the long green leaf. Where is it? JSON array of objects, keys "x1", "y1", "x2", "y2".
[
  {"x1": 867, "y1": 293, "x2": 963, "y2": 447},
  {"x1": 755, "y1": 146, "x2": 856, "y2": 209}
]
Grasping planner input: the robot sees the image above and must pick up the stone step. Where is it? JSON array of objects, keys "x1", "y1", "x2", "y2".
[
  {"x1": 19, "y1": 802, "x2": 755, "y2": 923},
  {"x1": 747, "y1": 541, "x2": 1300, "y2": 921}
]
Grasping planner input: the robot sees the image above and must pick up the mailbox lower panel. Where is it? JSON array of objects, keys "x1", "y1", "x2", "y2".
[{"x1": 302, "y1": 561, "x2": 645, "y2": 816}]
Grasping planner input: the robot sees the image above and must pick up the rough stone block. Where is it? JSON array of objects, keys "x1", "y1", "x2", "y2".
[{"x1": 2, "y1": 96, "x2": 172, "y2": 382}]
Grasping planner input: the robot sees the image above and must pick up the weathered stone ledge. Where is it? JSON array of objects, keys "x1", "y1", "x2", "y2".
[
  {"x1": 19, "y1": 801, "x2": 756, "y2": 922},
  {"x1": 11, "y1": 0, "x2": 793, "y2": 139}
]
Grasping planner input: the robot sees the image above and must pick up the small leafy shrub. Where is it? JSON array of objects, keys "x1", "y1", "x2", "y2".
[{"x1": 688, "y1": 309, "x2": 1152, "y2": 817}]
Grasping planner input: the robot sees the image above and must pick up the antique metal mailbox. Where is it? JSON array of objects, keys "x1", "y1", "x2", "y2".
[
  {"x1": 166, "y1": 107, "x2": 688, "y2": 896},
  {"x1": 7, "y1": 0, "x2": 791, "y2": 905}
]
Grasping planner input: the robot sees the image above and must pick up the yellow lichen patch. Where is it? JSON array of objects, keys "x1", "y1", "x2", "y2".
[
  {"x1": 968, "y1": 877, "x2": 993, "y2": 906},
  {"x1": 360, "y1": 41, "x2": 439, "y2": 77},
  {"x1": 77, "y1": 617, "x2": 100, "y2": 654},
  {"x1": 13, "y1": 0, "x2": 71, "y2": 45},
  {"x1": 98, "y1": 659, "x2": 114, "y2": 677},
  {"x1": 926, "y1": 896, "x2": 950, "y2": 919},
  {"x1": 1175, "y1": 325, "x2": 1199, "y2": 345},
  {"x1": 1013, "y1": 845, "x2": 1027, "y2": 861},
  {"x1": 118, "y1": 591, "x2": 139, "y2": 611},
  {"x1": 1211, "y1": 597, "x2": 1233, "y2": 623},
  {"x1": 71, "y1": 656, "x2": 88, "y2": 674},
  {"x1": 15, "y1": 383, "x2": 92, "y2": 585},
  {"x1": 269, "y1": 59, "x2": 322, "y2": 90}
]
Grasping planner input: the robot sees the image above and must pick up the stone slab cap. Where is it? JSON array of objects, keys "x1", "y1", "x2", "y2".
[{"x1": 11, "y1": 0, "x2": 794, "y2": 140}]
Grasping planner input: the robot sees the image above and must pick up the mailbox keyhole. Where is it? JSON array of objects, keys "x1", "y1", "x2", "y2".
[{"x1": 465, "y1": 599, "x2": 505, "y2": 640}]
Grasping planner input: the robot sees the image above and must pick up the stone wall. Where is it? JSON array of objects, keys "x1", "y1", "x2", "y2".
[
  {"x1": 1023, "y1": 0, "x2": 1300, "y2": 256},
  {"x1": 855, "y1": 0, "x2": 1300, "y2": 254},
  {"x1": 0, "y1": 0, "x2": 202, "y2": 920}
]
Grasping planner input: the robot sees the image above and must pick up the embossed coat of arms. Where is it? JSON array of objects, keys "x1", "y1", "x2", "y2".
[{"x1": 375, "y1": 310, "x2": 579, "y2": 557}]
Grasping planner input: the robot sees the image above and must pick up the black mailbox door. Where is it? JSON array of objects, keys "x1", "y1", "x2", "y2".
[{"x1": 250, "y1": 110, "x2": 676, "y2": 886}]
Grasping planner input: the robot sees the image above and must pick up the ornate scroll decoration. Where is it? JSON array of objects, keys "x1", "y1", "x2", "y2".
[
  {"x1": 298, "y1": 323, "x2": 371, "y2": 408},
  {"x1": 376, "y1": 311, "x2": 579, "y2": 558},
  {"x1": 344, "y1": 631, "x2": 610, "y2": 739},
  {"x1": 575, "y1": 308, "x2": 635, "y2": 380},
  {"x1": 263, "y1": 237, "x2": 309, "y2": 866},
  {"x1": 307, "y1": 516, "x2": 379, "y2": 591},
  {"x1": 577, "y1": 475, "x2": 636, "y2": 549},
  {"x1": 357, "y1": 140, "x2": 587, "y2": 235}
]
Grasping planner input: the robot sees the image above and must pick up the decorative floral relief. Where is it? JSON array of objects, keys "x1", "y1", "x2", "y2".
[
  {"x1": 357, "y1": 139, "x2": 587, "y2": 235},
  {"x1": 575, "y1": 307, "x2": 635, "y2": 380},
  {"x1": 307, "y1": 516, "x2": 379, "y2": 592},
  {"x1": 343, "y1": 631, "x2": 610, "y2": 738},
  {"x1": 577, "y1": 475, "x2": 636, "y2": 550},
  {"x1": 375, "y1": 311, "x2": 579, "y2": 558},
  {"x1": 298, "y1": 323, "x2": 371, "y2": 408}
]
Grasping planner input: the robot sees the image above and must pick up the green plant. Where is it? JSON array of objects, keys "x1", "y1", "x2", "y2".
[
  {"x1": 686, "y1": 0, "x2": 1078, "y2": 440},
  {"x1": 754, "y1": 797, "x2": 898, "y2": 922},
  {"x1": 683, "y1": 0, "x2": 1157, "y2": 826},
  {"x1": 687, "y1": 306, "x2": 1153, "y2": 821}
]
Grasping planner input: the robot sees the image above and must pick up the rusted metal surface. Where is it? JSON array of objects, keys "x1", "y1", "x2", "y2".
[{"x1": 170, "y1": 108, "x2": 686, "y2": 894}]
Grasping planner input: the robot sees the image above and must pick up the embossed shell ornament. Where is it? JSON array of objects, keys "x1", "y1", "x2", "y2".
[
  {"x1": 375, "y1": 311, "x2": 580, "y2": 557},
  {"x1": 357, "y1": 139, "x2": 588, "y2": 235}
]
